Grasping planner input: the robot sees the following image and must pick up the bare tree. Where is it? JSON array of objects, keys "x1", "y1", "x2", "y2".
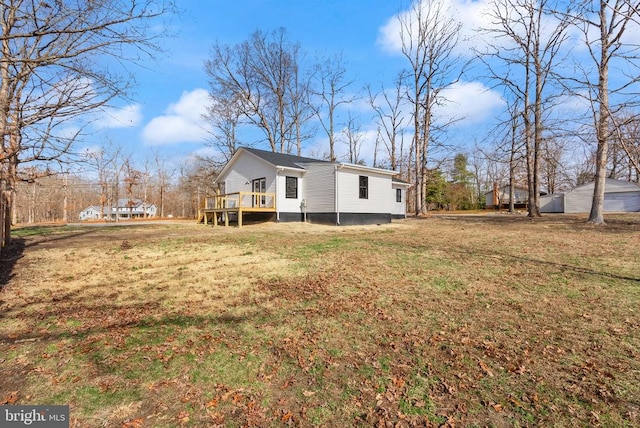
[
  {"x1": 0, "y1": 0, "x2": 175, "y2": 244},
  {"x1": 205, "y1": 28, "x2": 311, "y2": 154},
  {"x1": 612, "y1": 114, "x2": 640, "y2": 181},
  {"x1": 311, "y1": 53, "x2": 356, "y2": 161},
  {"x1": 479, "y1": 0, "x2": 572, "y2": 217},
  {"x1": 398, "y1": 0, "x2": 463, "y2": 215},
  {"x1": 566, "y1": 0, "x2": 640, "y2": 223},
  {"x1": 367, "y1": 71, "x2": 408, "y2": 172},
  {"x1": 342, "y1": 113, "x2": 365, "y2": 164},
  {"x1": 154, "y1": 152, "x2": 173, "y2": 218},
  {"x1": 123, "y1": 159, "x2": 141, "y2": 218},
  {"x1": 203, "y1": 95, "x2": 243, "y2": 164},
  {"x1": 82, "y1": 144, "x2": 122, "y2": 221}
]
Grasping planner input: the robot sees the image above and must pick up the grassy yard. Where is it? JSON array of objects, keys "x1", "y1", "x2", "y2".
[{"x1": 0, "y1": 216, "x2": 639, "y2": 427}]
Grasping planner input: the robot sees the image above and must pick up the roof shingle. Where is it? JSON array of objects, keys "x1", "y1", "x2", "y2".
[{"x1": 243, "y1": 147, "x2": 328, "y2": 169}]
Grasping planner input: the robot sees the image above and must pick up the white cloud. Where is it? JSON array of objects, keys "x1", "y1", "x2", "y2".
[
  {"x1": 377, "y1": 0, "x2": 586, "y2": 59},
  {"x1": 377, "y1": 0, "x2": 494, "y2": 58},
  {"x1": 142, "y1": 89, "x2": 212, "y2": 145},
  {"x1": 435, "y1": 81, "x2": 505, "y2": 125},
  {"x1": 99, "y1": 104, "x2": 143, "y2": 129}
]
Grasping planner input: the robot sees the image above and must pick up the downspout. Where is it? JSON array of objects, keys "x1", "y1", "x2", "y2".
[
  {"x1": 276, "y1": 168, "x2": 282, "y2": 222},
  {"x1": 334, "y1": 164, "x2": 343, "y2": 225},
  {"x1": 404, "y1": 188, "x2": 408, "y2": 219}
]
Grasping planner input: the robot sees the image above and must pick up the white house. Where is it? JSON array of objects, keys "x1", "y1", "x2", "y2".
[
  {"x1": 485, "y1": 184, "x2": 530, "y2": 209},
  {"x1": 79, "y1": 199, "x2": 157, "y2": 221},
  {"x1": 540, "y1": 178, "x2": 640, "y2": 213},
  {"x1": 78, "y1": 205, "x2": 102, "y2": 221},
  {"x1": 206, "y1": 147, "x2": 410, "y2": 226}
]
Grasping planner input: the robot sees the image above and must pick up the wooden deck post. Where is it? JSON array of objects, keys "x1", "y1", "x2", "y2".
[
  {"x1": 224, "y1": 211, "x2": 229, "y2": 227},
  {"x1": 238, "y1": 209, "x2": 243, "y2": 228},
  {"x1": 213, "y1": 212, "x2": 218, "y2": 226}
]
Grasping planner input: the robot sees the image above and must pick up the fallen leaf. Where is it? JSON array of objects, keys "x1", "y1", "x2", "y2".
[
  {"x1": 177, "y1": 411, "x2": 189, "y2": 425},
  {"x1": 302, "y1": 390, "x2": 315, "y2": 397},
  {"x1": 2, "y1": 391, "x2": 18, "y2": 405},
  {"x1": 281, "y1": 411, "x2": 293, "y2": 422},
  {"x1": 122, "y1": 418, "x2": 144, "y2": 428},
  {"x1": 478, "y1": 359, "x2": 494, "y2": 377}
]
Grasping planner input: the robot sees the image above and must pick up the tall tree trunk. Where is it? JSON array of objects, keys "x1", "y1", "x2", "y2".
[{"x1": 587, "y1": 0, "x2": 609, "y2": 225}]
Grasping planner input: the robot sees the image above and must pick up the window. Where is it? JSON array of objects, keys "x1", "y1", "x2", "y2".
[
  {"x1": 285, "y1": 176, "x2": 298, "y2": 199},
  {"x1": 359, "y1": 175, "x2": 368, "y2": 199},
  {"x1": 396, "y1": 188, "x2": 402, "y2": 203}
]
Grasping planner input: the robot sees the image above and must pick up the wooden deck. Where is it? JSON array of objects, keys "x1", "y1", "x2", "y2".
[{"x1": 197, "y1": 192, "x2": 276, "y2": 227}]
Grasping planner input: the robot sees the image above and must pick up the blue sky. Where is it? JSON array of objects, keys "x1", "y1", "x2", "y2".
[{"x1": 85, "y1": 0, "x2": 510, "y2": 169}]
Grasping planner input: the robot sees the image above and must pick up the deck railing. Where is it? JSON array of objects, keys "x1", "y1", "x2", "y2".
[{"x1": 202, "y1": 192, "x2": 276, "y2": 211}]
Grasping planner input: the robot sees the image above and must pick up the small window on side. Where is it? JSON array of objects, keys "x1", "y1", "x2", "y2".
[
  {"x1": 359, "y1": 176, "x2": 368, "y2": 199},
  {"x1": 396, "y1": 188, "x2": 402, "y2": 203},
  {"x1": 285, "y1": 176, "x2": 298, "y2": 199}
]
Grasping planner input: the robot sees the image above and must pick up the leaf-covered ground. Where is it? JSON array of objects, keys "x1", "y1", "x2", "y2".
[{"x1": 1, "y1": 215, "x2": 639, "y2": 427}]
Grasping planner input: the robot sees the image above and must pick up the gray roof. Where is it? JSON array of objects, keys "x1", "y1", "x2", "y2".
[
  {"x1": 244, "y1": 147, "x2": 328, "y2": 169},
  {"x1": 392, "y1": 177, "x2": 410, "y2": 184}
]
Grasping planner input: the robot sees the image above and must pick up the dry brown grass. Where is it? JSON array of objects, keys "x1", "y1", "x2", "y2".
[{"x1": 1, "y1": 215, "x2": 639, "y2": 427}]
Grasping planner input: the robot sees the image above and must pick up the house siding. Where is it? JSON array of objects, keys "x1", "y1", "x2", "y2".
[
  {"x1": 276, "y1": 171, "x2": 304, "y2": 214},
  {"x1": 211, "y1": 149, "x2": 406, "y2": 226},
  {"x1": 299, "y1": 163, "x2": 335, "y2": 213},
  {"x1": 391, "y1": 183, "x2": 407, "y2": 217},
  {"x1": 485, "y1": 186, "x2": 529, "y2": 207},
  {"x1": 337, "y1": 168, "x2": 393, "y2": 214},
  {"x1": 223, "y1": 154, "x2": 276, "y2": 195}
]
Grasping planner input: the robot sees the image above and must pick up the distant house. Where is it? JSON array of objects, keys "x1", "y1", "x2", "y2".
[
  {"x1": 79, "y1": 206, "x2": 102, "y2": 221},
  {"x1": 79, "y1": 199, "x2": 157, "y2": 221},
  {"x1": 540, "y1": 178, "x2": 640, "y2": 213},
  {"x1": 200, "y1": 147, "x2": 410, "y2": 226},
  {"x1": 485, "y1": 184, "x2": 530, "y2": 209}
]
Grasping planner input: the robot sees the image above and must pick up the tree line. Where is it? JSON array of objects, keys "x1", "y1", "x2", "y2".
[
  {"x1": 0, "y1": 0, "x2": 177, "y2": 245},
  {"x1": 11, "y1": 149, "x2": 216, "y2": 224},
  {"x1": 3, "y1": 0, "x2": 640, "y2": 248}
]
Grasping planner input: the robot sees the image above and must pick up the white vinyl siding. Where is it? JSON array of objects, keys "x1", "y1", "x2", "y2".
[
  {"x1": 222, "y1": 153, "x2": 276, "y2": 195},
  {"x1": 338, "y1": 169, "x2": 393, "y2": 213},
  {"x1": 392, "y1": 184, "x2": 408, "y2": 216},
  {"x1": 299, "y1": 163, "x2": 335, "y2": 212},
  {"x1": 277, "y1": 171, "x2": 304, "y2": 213}
]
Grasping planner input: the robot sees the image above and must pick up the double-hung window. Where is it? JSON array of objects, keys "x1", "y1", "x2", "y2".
[{"x1": 285, "y1": 176, "x2": 298, "y2": 199}]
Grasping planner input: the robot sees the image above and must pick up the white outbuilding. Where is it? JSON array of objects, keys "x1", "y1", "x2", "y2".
[{"x1": 540, "y1": 178, "x2": 640, "y2": 213}]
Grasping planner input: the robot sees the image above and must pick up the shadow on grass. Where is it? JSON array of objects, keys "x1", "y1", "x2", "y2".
[
  {"x1": 0, "y1": 298, "x2": 251, "y2": 345},
  {"x1": 0, "y1": 238, "x2": 25, "y2": 287},
  {"x1": 0, "y1": 228, "x2": 99, "y2": 294},
  {"x1": 438, "y1": 243, "x2": 640, "y2": 284},
  {"x1": 23, "y1": 229, "x2": 100, "y2": 249},
  {"x1": 426, "y1": 212, "x2": 640, "y2": 234}
]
